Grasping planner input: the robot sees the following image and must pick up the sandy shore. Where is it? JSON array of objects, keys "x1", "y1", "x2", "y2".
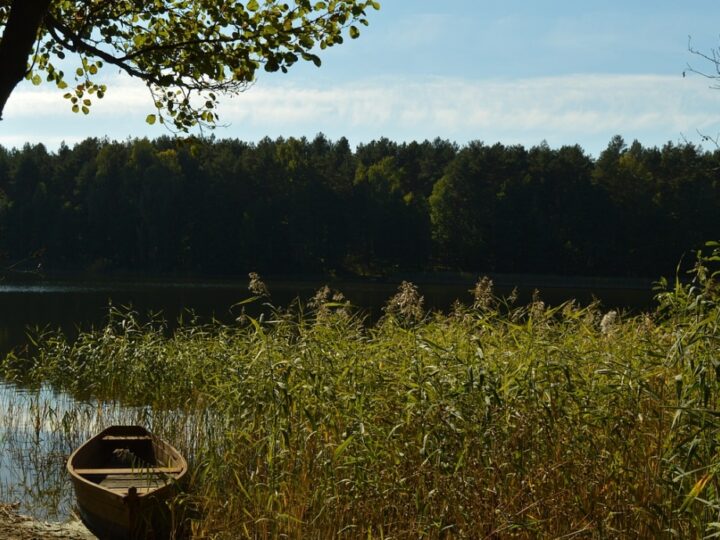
[{"x1": 0, "y1": 503, "x2": 95, "y2": 540}]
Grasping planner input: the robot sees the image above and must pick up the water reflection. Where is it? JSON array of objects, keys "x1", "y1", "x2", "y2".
[
  {"x1": 0, "y1": 381, "x2": 213, "y2": 521},
  {"x1": 0, "y1": 382, "x2": 158, "y2": 521},
  {"x1": 0, "y1": 382, "x2": 86, "y2": 520}
]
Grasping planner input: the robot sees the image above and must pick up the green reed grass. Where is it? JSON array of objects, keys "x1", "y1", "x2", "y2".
[{"x1": 2, "y1": 248, "x2": 720, "y2": 538}]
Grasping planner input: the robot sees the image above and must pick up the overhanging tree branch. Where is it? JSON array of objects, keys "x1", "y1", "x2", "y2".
[
  {"x1": 44, "y1": 14, "x2": 162, "y2": 85},
  {"x1": 0, "y1": 0, "x2": 380, "y2": 129}
]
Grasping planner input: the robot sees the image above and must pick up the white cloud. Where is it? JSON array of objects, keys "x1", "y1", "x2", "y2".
[
  {"x1": 4, "y1": 73, "x2": 720, "y2": 154},
  {"x1": 5, "y1": 77, "x2": 149, "y2": 118},
  {"x1": 223, "y1": 74, "x2": 720, "y2": 140}
]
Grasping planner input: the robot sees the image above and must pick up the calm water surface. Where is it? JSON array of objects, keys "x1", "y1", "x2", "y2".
[
  {"x1": 0, "y1": 276, "x2": 656, "y2": 352},
  {"x1": 0, "y1": 380, "x2": 181, "y2": 521},
  {"x1": 0, "y1": 382, "x2": 93, "y2": 520}
]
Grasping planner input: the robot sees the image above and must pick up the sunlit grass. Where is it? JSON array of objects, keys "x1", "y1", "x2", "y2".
[{"x1": 2, "y1": 249, "x2": 720, "y2": 538}]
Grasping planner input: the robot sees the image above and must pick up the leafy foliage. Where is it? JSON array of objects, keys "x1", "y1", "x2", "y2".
[{"x1": 15, "y1": 0, "x2": 380, "y2": 129}]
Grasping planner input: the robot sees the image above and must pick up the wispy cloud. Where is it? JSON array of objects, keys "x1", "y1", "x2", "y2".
[
  {"x1": 3, "y1": 73, "x2": 720, "y2": 154},
  {"x1": 223, "y1": 74, "x2": 720, "y2": 148}
]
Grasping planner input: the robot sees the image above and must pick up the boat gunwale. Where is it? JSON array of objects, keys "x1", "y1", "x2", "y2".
[{"x1": 66, "y1": 425, "x2": 188, "y2": 499}]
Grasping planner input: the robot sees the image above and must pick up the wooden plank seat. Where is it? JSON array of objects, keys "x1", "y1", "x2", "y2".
[
  {"x1": 99, "y1": 486, "x2": 161, "y2": 495},
  {"x1": 101, "y1": 435, "x2": 154, "y2": 441},
  {"x1": 99, "y1": 473, "x2": 169, "y2": 491},
  {"x1": 75, "y1": 466, "x2": 183, "y2": 475}
]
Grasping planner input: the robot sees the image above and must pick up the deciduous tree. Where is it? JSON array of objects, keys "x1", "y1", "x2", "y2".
[{"x1": 0, "y1": 0, "x2": 380, "y2": 129}]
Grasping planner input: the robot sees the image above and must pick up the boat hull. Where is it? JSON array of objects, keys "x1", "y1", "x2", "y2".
[
  {"x1": 71, "y1": 474, "x2": 179, "y2": 539},
  {"x1": 67, "y1": 425, "x2": 188, "y2": 540}
]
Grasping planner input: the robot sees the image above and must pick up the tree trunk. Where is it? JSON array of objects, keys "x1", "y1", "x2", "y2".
[{"x1": 0, "y1": 0, "x2": 52, "y2": 120}]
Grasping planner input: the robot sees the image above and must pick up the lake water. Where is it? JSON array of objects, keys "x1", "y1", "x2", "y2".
[
  {"x1": 0, "y1": 276, "x2": 656, "y2": 353},
  {"x1": 0, "y1": 380, "x2": 186, "y2": 521},
  {"x1": 0, "y1": 382, "x2": 93, "y2": 520}
]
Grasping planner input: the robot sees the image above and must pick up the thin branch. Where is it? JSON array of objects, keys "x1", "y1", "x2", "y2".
[
  {"x1": 117, "y1": 36, "x2": 236, "y2": 63},
  {"x1": 687, "y1": 36, "x2": 720, "y2": 82},
  {"x1": 25, "y1": 26, "x2": 44, "y2": 77},
  {"x1": 44, "y1": 13, "x2": 161, "y2": 85}
]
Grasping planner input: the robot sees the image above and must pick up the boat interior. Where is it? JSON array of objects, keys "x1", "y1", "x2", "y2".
[{"x1": 73, "y1": 431, "x2": 184, "y2": 495}]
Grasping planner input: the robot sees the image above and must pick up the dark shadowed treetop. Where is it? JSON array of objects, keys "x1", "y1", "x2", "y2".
[
  {"x1": 0, "y1": 135, "x2": 717, "y2": 279},
  {"x1": 0, "y1": 0, "x2": 380, "y2": 129}
]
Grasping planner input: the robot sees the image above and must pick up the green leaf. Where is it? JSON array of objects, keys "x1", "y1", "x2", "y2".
[
  {"x1": 246, "y1": 316, "x2": 263, "y2": 336},
  {"x1": 322, "y1": 302, "x2": 350, "y2": 308},
  {"x1": 302, "y1": 53, "x2": 321, "y2": 67},
  {"x1": 231, "y1": 296, "x2": 263, "y2": 307},
  {"x1": 146, "y1": 114, "x2": 157, "y2": 125},
  {"x1": 680, "y1": 472, "x2": 714, "y2": 512},
  {"x1": 334, "y1": 435, "x2": 355, "y2": 459},
  {"x1": 31, "y1": 74, "x2": 42, "y2": 86},
  {"x1": 349, "y1": 25, "x2": 360, "y2": 39},
  {"x1": 264, "y1": 58, "x2": 280, "y2": 72},
  {"x1": 247, "y1": 0, "x2": 259, "y2": 11}
]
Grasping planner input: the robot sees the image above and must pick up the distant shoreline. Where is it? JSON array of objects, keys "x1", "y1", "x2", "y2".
[{"x1": 0, "y1": 270, "x2": 657, "y2": 290}]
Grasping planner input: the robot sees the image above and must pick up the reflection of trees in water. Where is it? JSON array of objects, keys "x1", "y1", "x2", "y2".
[
  {"x1": 0, "y1": 385, "x2": 132, "y2": 520},
  {"x1": 0, "y1": 385, "x2": 81, "y2": 520},
  {"x1": 0, "y1": 383, "x2": 206, "y2": 521}
]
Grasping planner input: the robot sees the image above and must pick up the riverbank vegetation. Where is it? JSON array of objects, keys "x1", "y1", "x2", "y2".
[
  {"x1": 2, "y1": 247, "x2": 720, "y2": 538},
  {"x1": 1, "y1": 135, "x2": 718, "y2": 278}
]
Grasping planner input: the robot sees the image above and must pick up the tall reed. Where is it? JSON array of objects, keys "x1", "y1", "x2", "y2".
[{"x1": 2, "y1": 247, "x2": 720, "y2": 538}]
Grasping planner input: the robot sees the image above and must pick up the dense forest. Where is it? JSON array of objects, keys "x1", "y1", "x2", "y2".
[{"x1": 0, "y1": 134, "x2": 717, "y2": 279}]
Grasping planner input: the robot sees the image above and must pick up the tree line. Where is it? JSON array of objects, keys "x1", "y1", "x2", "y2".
[{"x1": 0, "y1": 134, "x2": 717, "y2": 279}]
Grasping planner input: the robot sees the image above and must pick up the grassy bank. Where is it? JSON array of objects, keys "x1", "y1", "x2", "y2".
[{"x1": 2, "y1": 250, "x2": 720, "y2": 538}]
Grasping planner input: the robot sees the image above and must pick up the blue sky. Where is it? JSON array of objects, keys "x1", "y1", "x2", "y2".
[{"x1": 4, "y1": 0, "x2": 720, "y2": 155}]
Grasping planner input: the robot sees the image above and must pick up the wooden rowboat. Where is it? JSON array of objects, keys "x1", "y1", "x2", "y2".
[{"x1": 67, "y1": 425, "x2": 188, "y2": 539}]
